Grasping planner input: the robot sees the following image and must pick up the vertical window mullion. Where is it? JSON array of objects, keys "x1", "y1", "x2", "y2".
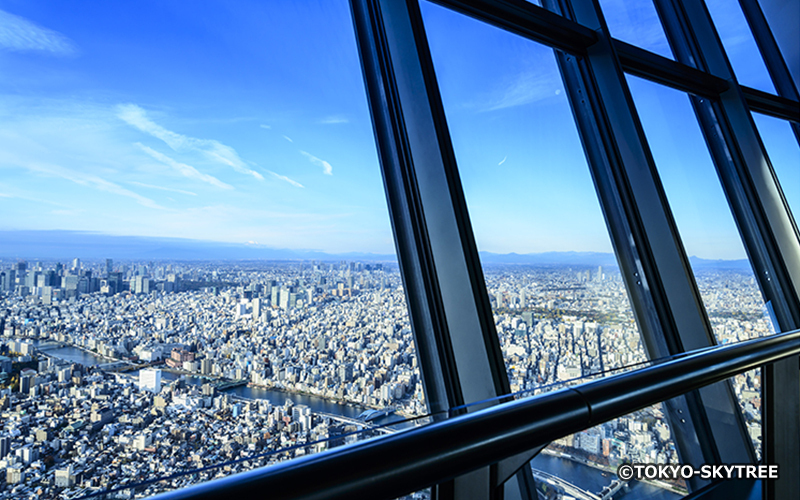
[
  {"x1": 350, "y1": 1, "x2": 539, "y2": 498},
  {"x1": 653, "y1": 1, "x2": 800, "y2": 498},
  {"x1": 544, "y1": 0, "x2": 759, "y2": 488}
]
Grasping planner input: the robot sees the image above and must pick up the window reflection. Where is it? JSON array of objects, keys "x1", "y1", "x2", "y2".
[
  {"x1": 705, "y1": 0, "x2": 777, "y2": 93},
  {"x1": 597, "y1": 0, "x2": 674, "y2": 59},
  {"x1": 627, "y1": 75, "x2": 772, "y2": 456},
  {"x1": 752, "y1": 113, "x2": 799, "y2": 221}
]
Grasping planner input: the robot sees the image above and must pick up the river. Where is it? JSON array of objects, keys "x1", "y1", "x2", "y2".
[
  {"x1": 30, "y1": 340, "x2": 401, "y2": 423},
  {"x1": 532, "y1": 454, "x2": 681, "y2": 499},
  {"x1": 28, "y1": 339, "x2": 680, "y2": 499}
]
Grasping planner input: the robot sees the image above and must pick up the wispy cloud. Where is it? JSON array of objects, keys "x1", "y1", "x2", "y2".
[
  {"x1": 128, "y1": 181, "x2": 197, "y2": 196},
  {"x1": 282, "y1": 135, "x2": 293, "y2": 143},
  {"x1": 0, "y1": 9, "x2": 77, "y2": 55},
  {"x1": 475, "y1": 69, "x2": 563, "y2": 111},
  {"x1": 0, "y1": 182, "x2": 77, "y2": 208},
  {"x1": 51, "y1": 208, "x2": 85, "y2": 216},
  {"x1": 266, "y1": 170, "x2": 304, "y2": 188},
  {"x1": 260, "y1": 124, "x2": 271, "y2": 129},
  {"x1": 301, "y1": 151, "x2": 333, "y2": 176},
  {"x1": 318, "y1": 116, "x2": 348, "y2": 125},
  {"x1": 498, "y1": 156, "x2": 507, "y2": 166},
  {"x1": 137, "y1": 143, "x2": 233, "y2": 190},
  {"x1": 22, "y1": 160, "x2": 163, "y2": 209},
  {"x1": 117, "y1": 104, "x2": 265, "y2": 181}
]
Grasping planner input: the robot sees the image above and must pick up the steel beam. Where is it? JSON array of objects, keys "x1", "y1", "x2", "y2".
[
  {"x1": 349, "y1": 1, "x2": 536, "y2": 498},
  {"x1": 738, "y1": 0, "x2": 800, "y2": 143},
  {"x1": 543, "y1": 0, "x2": 763, "y2": 489},
  {"x1": 653, "y1": 1, "x2": 800, "y2": 498}
]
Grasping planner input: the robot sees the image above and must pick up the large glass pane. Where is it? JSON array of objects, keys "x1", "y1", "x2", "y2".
[
  {"x1": 597, "y1": 0, "x2": 674, "y2": 59},
  {"x1": 0, "y1": 1, "x2": 423, "y2": 497},
  {"x1": 420, "y1": 0, "x2": 650, "y2": 386},
  {"x1": 419, "y1": 1, "x2": 672, "y2": 489},
  {"x1": 752, "y1": 113, "x2": 799, "y2": 221},
  {"x1": 627, "y1": 75, "x2": 774, "y2": 457},
  {"x1": 705, "y1": 0, "x2": 777, "y2": 93},
  {"x1": 532, "y1": 404, "x2": 684, "y2": 500}
]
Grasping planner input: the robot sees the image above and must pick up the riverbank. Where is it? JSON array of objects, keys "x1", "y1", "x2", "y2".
[
  {"x1": 246, "y1": 380, "x2": 380, "y2": 410},
  {"x1": 540, "y1": 448, "x2": 688, "y2": 497}
]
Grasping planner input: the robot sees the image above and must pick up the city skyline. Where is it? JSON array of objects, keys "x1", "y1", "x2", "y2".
[
  {"x1": 0, "y1": 1, "x2": 794, "y2": 260},
  {"x1": 0, "y1": 257, "x2": 768, "y2": 498}
]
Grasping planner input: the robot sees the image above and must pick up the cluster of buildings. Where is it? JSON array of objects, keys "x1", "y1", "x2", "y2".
[
  {"x1": 484, "y1": 265, "x2": 770, "y2": 462},
  {"x1": 0, "y1": 258, "x2": 772, "y2": 498},
  {"x1": 0, "y1": 362, "x2": 395, "y2": 499},
  {"x1": 0, "y1": 259, "x2": 187, "y2": 304}
]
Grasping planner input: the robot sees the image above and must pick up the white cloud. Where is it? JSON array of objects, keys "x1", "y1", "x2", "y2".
[
  {"x1": 0, "y1": 182, "x2": 79, "y2": 208},
  {"x1": 51, "y1": 208, "x2": 84, "y2": 216},
  {"x1": 318, "y1": 116, "x2": 348, "y2": 125},
  {"x1": 260, "y1": 124, "x2": 271, "y2": 129},
  {"x1": 266, "y1": 170, "x2": 304, "y2": 188},
  {"x1": 478, "y1": 69, "x2": 562, "y2": 111},
  {"x1": 117, "y1": 104, "x2": 265, "y2": 181},
  {"x1": 128, "y1": 181, "x2": 197, "y2": 197},
  {"x1": 301, "y1": 151, "x2": 333, "y2": 176},
  {"x1": 498, "y1": 156, "x2": 507, "y2": 166},
  {"x1": 137, "y1": 143, "x2": 233, "y2": 190},
  {"x1": 282, "y1": 135, "x2": 293, "y2": 143},
  {"x1": 0, "y1": 9, "x2": 77, "y2": 55},
  {"x1": 21, "y1": 160, "x2": 163, "y2": 209}
]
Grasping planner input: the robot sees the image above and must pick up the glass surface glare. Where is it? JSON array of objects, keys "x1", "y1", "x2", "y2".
[
  {"x1": 597, "y1": 0, "x2": 674, "y2": 59},
  {"x1": 419, "y1": 1, "x2": 673, "y2": 488},
  {"x1": 419, "y1": 0, "x2": 648, "y2": 386},
  {"x1": 626, "y1": 75, "x2": 772, "y2": 456},
  {"x1": 704, "y1": 0, "x2": 777, "y2": 93},
  {"x1": 752, "y1": 113, "x2": 800, "y2": 222},
  {"x1": 0, "y1": 1, "x2": 423, "y2": 498}
]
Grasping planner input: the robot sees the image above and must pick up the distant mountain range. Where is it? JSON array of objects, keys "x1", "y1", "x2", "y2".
[
  {"x1": 0, "y1": 230, "x2": 395, "y2": 262},
  {"x1": 478, "y1": 251, "x2": 619, "y2": 266},
  {"x1": 0, "y1": 230, "x2": 752, "y2": 269}
]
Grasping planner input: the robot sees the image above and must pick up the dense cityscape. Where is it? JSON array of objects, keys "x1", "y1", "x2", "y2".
[{"x1": 0, "y1": 258, "x2": 772, "y2": 499}]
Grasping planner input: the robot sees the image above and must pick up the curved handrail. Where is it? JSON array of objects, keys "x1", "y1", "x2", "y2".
[{"x1": 149, "y1": 329, "x2": 800, "y2": 500}]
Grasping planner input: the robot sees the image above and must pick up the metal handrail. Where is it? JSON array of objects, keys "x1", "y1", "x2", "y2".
[{"x1": 151, "y1": 329, "x2": 800, "y2": 500}]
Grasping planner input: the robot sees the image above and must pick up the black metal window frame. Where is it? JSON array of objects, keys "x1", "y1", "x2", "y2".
[
  {"x1": 147, "y1": 1, "x2": 800, "y2": 499},
  {"x1": 345, "y1": 0, "x2": 799, "y2": 499}
]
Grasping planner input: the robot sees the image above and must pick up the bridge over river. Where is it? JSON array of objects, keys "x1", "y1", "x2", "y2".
[{"x1": 531, "y1": 468, "x2": 627, "y2": 500}]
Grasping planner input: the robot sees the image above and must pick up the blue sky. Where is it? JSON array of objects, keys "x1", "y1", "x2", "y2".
[{"x1": 0, "y1": 0, "x2": 795, "y2": 259}]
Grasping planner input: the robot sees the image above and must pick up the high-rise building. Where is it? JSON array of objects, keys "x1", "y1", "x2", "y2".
[
  {"x1": 139, "y1": 368, "x2": 162, "y2": 393},
  {"x1": 0, "y1": 436, "x2": 9, "y2": 459},
  {"x1": 19, "y1": 371, "x2": 35, "y2": 394},
  {"x1": 133, "y1": 276, "x2": 150, "y2": 294}
]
